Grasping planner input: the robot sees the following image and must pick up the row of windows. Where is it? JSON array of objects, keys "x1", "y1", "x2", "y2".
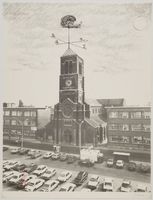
[
  {"x1": 4, "y1": 119, "x2": 36, "y2": 126},
  {"x1": 4, "y1": 130, "x2": 35, "y2": 136},
  {"x1": 109, "y1": 111, "x2": 150, "y2": 119},
  {"x1": 109, "y1": 136, "x2": 150, "y2": 145},
  {"x1": 91, "y1": 108, "x2": 101, "y2": 114},
  {"x1": 4, "y1": 110, "x2": 37, "y2": 117},
  {"x1": 108, "y1": 124, "x2": 150, "y2": 132}
]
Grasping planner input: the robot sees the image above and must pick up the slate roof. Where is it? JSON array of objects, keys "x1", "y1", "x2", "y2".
[
  {"x1": 62, "y1": 48, "x2": 77, "y2": 57},
  {"x1": 85, "y1": 116, "x2": 106, "y2": 128},
  {"x1": 85, "y1": 99, "x2": 101, "y2": 107}
]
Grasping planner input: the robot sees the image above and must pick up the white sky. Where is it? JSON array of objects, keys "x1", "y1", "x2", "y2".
[{"x1": 2, "y1": 3, "x2": 152, "y2": 107}]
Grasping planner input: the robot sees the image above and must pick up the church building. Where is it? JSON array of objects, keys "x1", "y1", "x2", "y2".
[{"x1": 53, "y1": 48, "x2": 106, "y2": 149}]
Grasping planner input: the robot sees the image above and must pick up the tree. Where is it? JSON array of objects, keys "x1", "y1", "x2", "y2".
[
  {"x1": 19, "y1": 100, "x2": 24, "y2": 107},
  {"x1": 3, "y1": 102, "x2": 7, "y2": 107}
]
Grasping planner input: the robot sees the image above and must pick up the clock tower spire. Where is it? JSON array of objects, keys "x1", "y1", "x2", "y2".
[{"x1": 53, "y1": 15, "x2": 88, "y2": 147}]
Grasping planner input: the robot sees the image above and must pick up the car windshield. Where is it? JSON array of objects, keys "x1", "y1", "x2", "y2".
[
  {"x1": 60, "y1": 188, "x2": 66, "y2": 192},
  {"x1": 90, "y1": 178, "x2": 97, "y2": 182},
  {"x1": 78, "y1": 172, "x2": 83, "y2": 177},
  {"x1": 10, "y1": 163, "x2": 15, "y2": 166},
  {"x1": 60, "y1": 173, "x2": 66, "y2": 177},
  {"x1": 43, "y1": 184, "x2": 50, "y2": 188},
  {"x1": 137, "y1": 189, "x2": 145, "y2": 192},
  {"x1": 46, "y1": 171, "x2": 51, "y2": 174},
  {"x1": 122, "y1": 183, "x2": 129, "y2": 188},
  {"x1": 105, "y1": 182, "x2": 112, "y2": 186},
  {"x1": 12, "y1": 175, "x2": 18, "y2": 179},
  {"x1": 28, "y1": 182, "x2": 34, "y2": 186}
]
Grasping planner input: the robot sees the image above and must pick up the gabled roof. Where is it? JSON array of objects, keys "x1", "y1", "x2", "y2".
[
  {"x1": 85, "y1": 116, "x2": 106, "y2": 128},
  {"x1": 62, "y1": 48, "x2": 77, "y2": 57},
  {"x1": 85, "y1": 99, "x2": 101, "y2": 107},
  {"x1": 97, "y1": 98, "x2": 125, "y2": 107}
]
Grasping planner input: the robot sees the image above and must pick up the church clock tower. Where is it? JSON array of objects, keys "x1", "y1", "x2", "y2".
[
  {"x1": 53, "y1": 15, "x2": 89, "y2": 147},
  {"x1": 59, "y1": 48, "x2": 85, "y2": 104},
  {"x1": 54, "y1": 48, "x2": 87, "y2": 146}
]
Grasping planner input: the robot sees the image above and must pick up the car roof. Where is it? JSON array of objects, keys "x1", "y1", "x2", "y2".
[
  {"x1": 45, "y1": 180, "x2": 59, "y2": 184},
  {"x1": 104, "y1": 178, "x2": 113, "y2": 182},
  {"x1": 28, "y1": 175, "x2": 37, "y2": 178},
  {"x1": 78, "y1": 171, "x2": 85, "y2": 174},
  {"x1": 61, "y1": 170, "x2": 70, "y2": 174},
  {"x1": 117, "y1": 160, "x2": 123, "y2": 162},
  {"x1": 137, "y1": 185, "x2": 146, "y2": 190},
  {"x1": 46, "y1": 168, "x2": 55, "y2": 171},
  {"x1": 12, "y1": 171, "x2": 22, "y2": 175},
  {"x1": 81, "y1": 188, "x2": 91, "y2": 191},
  {"x1": 123, "y1": 179, "x2": 130, "y2": 184},
  {"x1": 37, "y1": 165, "x2": 46, "y2": 168},
  {"x1": 61, "y1": 183, "x2": 75, "y2": 189},
  {"x1": 90, "y1": 175, "x2": 99, "y2": 179},
  {"x1": 29, "y1": 178, "x2": 43, "y2": 183}
]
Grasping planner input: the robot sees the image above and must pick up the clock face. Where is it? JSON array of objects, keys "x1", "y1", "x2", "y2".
[
  {"x1": 62, "y1": 104, "x2": 73, "y2": 118},
  {"x1": 65, "y1": 79, "x2": 72, "y2": 87}
]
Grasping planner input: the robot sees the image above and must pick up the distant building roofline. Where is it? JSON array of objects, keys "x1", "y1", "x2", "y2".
[{"x1": 105, "y1": 106, "x2": 151, "y2": 109}]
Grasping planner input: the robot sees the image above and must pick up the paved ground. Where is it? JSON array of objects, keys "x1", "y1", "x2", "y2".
[{"x1": 3, "y1": 147, "x2": 151, "y2": 192}]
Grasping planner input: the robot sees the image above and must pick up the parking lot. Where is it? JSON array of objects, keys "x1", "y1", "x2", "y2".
[{"x1": 3, "y1": 146, "x2": 151, "y2": 192}]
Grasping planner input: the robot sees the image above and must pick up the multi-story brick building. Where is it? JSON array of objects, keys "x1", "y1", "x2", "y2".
[
  {"x1": 106, "y1": 106, "x2": 151, "y2": 151},
  {"x1": 3, "y1": 103, "x2": 51, "y2": 141}
]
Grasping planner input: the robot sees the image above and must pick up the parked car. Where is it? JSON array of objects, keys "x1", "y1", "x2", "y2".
[
  {"x1": 59, "y1": 183, "x2": 76, "y2": 192},
  {"x1": 120, "y1": 179, "x2": 132, "y2": 192},
  {"x1": 51, "y1": 152, "x2": 60, "y2": 160},
  {"x1": 24, "y1": 178, "x2": 45, "y2": 192},
  {"x1": 12, "y1": 163, "x2": 27, "y2": 171},
  {"x1": 81, "y1": 188, "x2": 92, "y2": 192},
  {"x1": 97, "y1": 153, "x2": 104, "y2": 163},
  {"x1": 33, "y1": 165, "x2": 47, "y2": 176},
  {"x1": 3, "y1": 171, "x2": 16, "y2": 183},
  {"x1": 27, "y1": 149, "x2": 36, "y2": 156},
  {"x1": 78, "y1": 159, "x2": 94, "y2": 167},
  {"x1": 101, "y1": 178, "x2": 114, "y2": 192},
  {"x1": 127, "y1": 162, "x2": 137, "y2": 171},
  {"x1": 116, "y1": 160, "x2": 124, "y2": 169},
  {"x1": 40, "y1": 168, "x2": 56, "y2": 180},
  {"x1": 8, "y1": 172, "x2": 28, "y2": 185},
  {"x1": 43, "y1": 152, "x2": 53, "y2": 159},
  {"x1": 67, "y1": 155, "x2": 76, "y2": 164},
  {"x1": 60, "y1": 153, "x2": 68, "y2": 161},
  {"x1": 57, "y1": 171, "x2": 72, "y2": 183},
  {"x1": 38, "y1": 180, "x2": 60, "y2": 192},
  {"x1": 3, "y1": 146, "x2": 9, "y2": 151},
  {"x1": 3, "y1": 160, "x2": 11, "y2": 168},
  {"x1": 73, "y1": 171, "x2": 88, "y2": 186},
  {"x1": 137, "y1": 163, "x2": 151, "y2": 174},
  {"x1": 10, "y1": 148, "x2": 21, "y2": 154},
  {"x1": 87, "y1": 175, "x2": 100, "y2": 190},
  {"x1": 23, "y1": 163, "x2": 38, "y2": 173},
  {"x1": 4, "y1": 160, "x2": 20, "y2": 171},
  {"x1": 106, "y1": 159, "x2": 114, "y2": 167},
  {"x1": 19, "y1": 148, "x2": 29, "y2": 155},
  {"x1": 135, "y1": 184, "x2": 148, "y2": 192},
  {"x1": 16, "y1": 175, "x2": 37, "y2": 189},
  {"x1": 30, "y1": 151, "x2": 42, "y2": 159}
]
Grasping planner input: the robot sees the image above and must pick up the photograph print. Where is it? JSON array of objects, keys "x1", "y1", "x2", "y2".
[{"x1": 2, "y1": 1, "x2": 152, "y2": 198}]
